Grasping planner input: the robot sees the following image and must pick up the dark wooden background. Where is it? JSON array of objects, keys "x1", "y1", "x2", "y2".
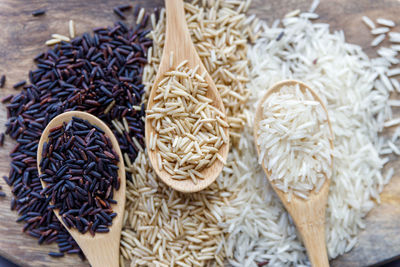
[{"x1": 0, "y1": 0, "x2": 400, "y2": 266}]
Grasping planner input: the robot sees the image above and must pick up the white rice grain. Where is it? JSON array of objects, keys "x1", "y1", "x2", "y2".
[
  {"x1": 390, "y1": 78, "x2": 400, "y2": 93},
  {"x1": 389, "y1": 32, "x2": 400, "y2": 43},
  {"x1": 51, "y1": 34, "x2": 70, "y2": 42},
  {"x1": 45, "y1": 39, "x2": 61, "y2": 46},
  {"x1": 388, "y1": 99, "x2": 400, "y2": 107},
  {"x1": 377, "y1": 18, "x2": 396, "y2": 27},
  {"x1": 69, "y1": 20, "x2": 75, "y2": 38},
  {"x1": 371, "y1": 34, "x2": 386, "y2": 47},
  {"x1": 387, "y1": 68, "x2": 400, "y2": 77},
  {"x1": 362, "y1": 16, "x2": 375, "y2": 29},
  {"x1": 309, "y1": 0, "x2": 320, "y2": 13},
  {"x1": 388, "y1": 141, "x2": 400, "y2": 155},
  {"x1": 371, "y1": 27, "x2": 390, "y2": 35},
  {"x1": 384, "y1": 118, "x2": 400, "y2": 128}
]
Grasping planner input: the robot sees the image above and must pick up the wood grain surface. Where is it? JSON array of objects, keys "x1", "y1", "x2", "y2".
[{"x1": 0, "y1": 0, "x2": 399, "y2": 266}]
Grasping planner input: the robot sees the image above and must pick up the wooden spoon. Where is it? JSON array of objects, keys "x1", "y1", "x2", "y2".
[
  {"x1": 145, "y1": 0, "x2": 229, "y2": 193},
  {"x1": 37, "y1": 111, "x2": 125, "y2": 267},
  {"x1": 254, "y1": 80, "x2": 333, "y2": 267}
]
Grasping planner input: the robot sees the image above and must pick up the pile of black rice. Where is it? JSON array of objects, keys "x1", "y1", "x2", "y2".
[
  {"x1": 3, "y1": 15, "x2": 152, "y2": 258},
  {"x1": 0, "y1": 186, "x2": 5, "y2": 198}
]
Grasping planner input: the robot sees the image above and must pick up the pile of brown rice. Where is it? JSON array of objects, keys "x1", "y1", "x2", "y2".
[
  {"x1": 147, "y1": 61, "x2": 228, "y2": 184},
  {"x1": 120, "y1": 0, "x2": 253, "y2": 266}
]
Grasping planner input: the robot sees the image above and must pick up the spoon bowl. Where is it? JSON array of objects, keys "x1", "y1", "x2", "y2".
[
  {"x1": 145, "y1": 0, "x2": 229, "y2": 193},
  {"x1": 254, "y1": 80, "x2": 334, "y2": 267},
  {"x1": 37, "y1": 111, "x2": 125, "y2": 267}
]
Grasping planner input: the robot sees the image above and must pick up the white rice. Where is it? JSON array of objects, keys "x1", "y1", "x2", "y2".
[
  {"x1": 308, "y1": 0, "x2": 320, "y2": 13},
  {"x1": 69, "y1": 20, "x2": 75, "y2": 38},
  {"x1": 384, "y1": 118, "x2": 400, "y2": 127},
  {"x1": 389, "y1": 32, "x2": 400, "y2": 43},
  {"x1": 371, "y1": 27, "x2": 390, "y2": 35},
  {"x1": 223, "y1": 8, "x2": 393, "y2": 265},
  {"x1": 371, "y1": 34, "x2": 386, "y2": 46},
  {"x1": 387, "y1": 68, "x2": 400, "y2": 77},
  {"x1": 362, "y1": 15, "x2": 375, "y2": 29},
  {"x1": 388, "y1": 99, "x2": 400, "y2": 106},
  {"x1": 377, "y1": 18, "x2": 396, "y2": 28},
  {"x1": 256, "y1": 84, "x2": 332, "y2": 201},
  {"x1": 51, "y1": 33, "x2": 70, "y2": 42}
]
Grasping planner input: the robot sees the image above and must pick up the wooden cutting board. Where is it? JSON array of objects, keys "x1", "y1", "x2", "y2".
[{"x1": 0, "y1": 0, "x2": 399, "y2": 266}]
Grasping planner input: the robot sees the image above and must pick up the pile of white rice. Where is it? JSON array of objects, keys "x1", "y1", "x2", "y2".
[
  {"x1": 257, "y1": 84, "x2": 332, "y2": 201},
  {"x1": 120, "y1": 0, "x2": 398, "y2": 266},
  {"x1": 221, "y1": 3, "x2": 395, "y2": 266}
]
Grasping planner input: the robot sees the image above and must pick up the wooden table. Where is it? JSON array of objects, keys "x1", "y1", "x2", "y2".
[{"x1": 0, "y1": 0, "x2": 399, "y2": 266}]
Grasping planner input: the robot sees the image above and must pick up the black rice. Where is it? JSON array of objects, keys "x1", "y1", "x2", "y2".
[
  {"x1": 32, "y1": 9, "x2": 46, "y2": 17},
  {"x1": 117, "y1": 4, "x2": 132, "y2": 11},
  {"x1": 276, "y1": 31, "x2": 284, "y2": 41},
  {"x1": 12, "y1": 80, "x2": 26, "y2": 89},
  {"x1": 113, "y1": 4, "x2": 132, "y2": 20},
  {"x1": 1, "y1": 95, "x2": 12, "y2": 103},
  {"x1": 0, "y1": 133, "x2": 4, "y2": 146},
  {"x1": 133, "y1": 5, "x2": 141, "y2": 17},
  {"x1": 48, "y1": 252, "x2": 64, "y2": 257},
  {"x1": 4, "y1": 17, "x2": 152, "y2": 258},
  {"x1": 113, "y1": 7, "x2": 126, "y2": 20},
  {"x1": 39, "y1": 117, "x2": 119, "y2": 234},
  {"x1": 0, "y1": 75, "x2": 5, "y2": 88}
]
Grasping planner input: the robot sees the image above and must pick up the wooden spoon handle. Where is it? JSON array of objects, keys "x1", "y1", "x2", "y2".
[
  {"x1": 83, "y1": 237, "x2": 119, "y2": 267},
  {"x1": 165, "y1": 0, "x2": 189, "y2": 45},
  {"x1": 300, "y1": 222, "x2": 329, "y2": 267},
  {"x1": 164, "y1": 0, "x2": 197, "y2": 67},
  {"x1": 282, "y1": 186, "x2": 330, "y2": 267},
  {"x1": 273, "y1": 181, "x2": 330, "y2": 267}
]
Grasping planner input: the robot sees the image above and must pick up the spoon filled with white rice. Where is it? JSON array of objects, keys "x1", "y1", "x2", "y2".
[{"x1": 254, "y1": 80, "x2": 334, "y2": 267}]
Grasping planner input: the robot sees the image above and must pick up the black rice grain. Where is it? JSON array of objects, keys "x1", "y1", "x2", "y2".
[
  {"x1": 0, "y1": 192, "x2": 6, "y2": 197},
  {"x1": 32, "y1": 9, "x2": 46, "y2": 17},
  {"x1": 113, "y1": 4, "x2": 133, "y2": 20},
  {"x1": 39, "y1": 117, "x2": 119, "y2": 235},
  {"x1": 4, "y1": 17, "x2": 151, "y2": 259},
  {"x1": 113, "y1": 7, "x2": 126, "y2": 20},
  {"x1": 0, "y1": 75, "x2": 5, "y2": 88},
  {"x1": 48, "y1": 252, "x2": 64, "y2": 257},
  {"x1": 0, "y1": 133, "x2": 4, "y2": 146},
  {"x1": 1, "y1": 95, "x2": 13, "y2": 103},
  {"x1": 12, "y1": 80, "x2": 26, "y2": 89},
  {"x1": 117, "y1": 4, "x2": 132, "y2": 11},
  {"x1": 133, "y1": 5, "x2": 140, "y2": 17},
  {"x1": 276, "y1": 31, "x2": 284, "y2": 41}
]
